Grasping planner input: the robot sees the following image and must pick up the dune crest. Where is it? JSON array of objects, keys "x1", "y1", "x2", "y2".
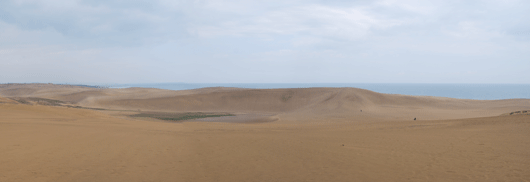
[{"x1": 1, "y1": 84, "x2": 530, "y2": 122}]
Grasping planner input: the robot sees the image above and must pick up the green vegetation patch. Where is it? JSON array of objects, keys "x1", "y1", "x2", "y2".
[
  {"x1": 509, "y1": 110, "x2": 530, "y2": 115},
  {"x1": 10, "y1": 97, "x2": 66, "y2": 106},
  {"x1": 66, "y1": 105, "x2": 106, "y2": 110},
  {"x1": 131, "y1": 112, "x2": 235, "y2": 122},
  {"x1": 27, "y1": 97, "x2": 66, "y2": 106},
  {"x1": 11, "y1": 98, "x2": 31, "y2": 104}
]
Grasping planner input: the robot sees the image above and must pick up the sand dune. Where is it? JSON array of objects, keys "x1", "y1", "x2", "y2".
[
  {"x1": 0, "y1": 96, "x2": 9, "y2": 101},
  {"x1": 2, "y1": 84, "x2": 529, "y2": 121},
  {"x1": 0, "y1": 96, "x2": 17, "y2": 104},
  {"x1": 1, "y1": 84, "x2": 530, "y2": 181},
  {"x1": 1, "y1": 101, "x2": 529, "y2": 181}
]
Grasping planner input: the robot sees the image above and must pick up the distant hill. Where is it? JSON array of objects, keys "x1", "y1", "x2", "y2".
[{"x1": 1, "y1": 83, "x2": 530, "y2": 122}]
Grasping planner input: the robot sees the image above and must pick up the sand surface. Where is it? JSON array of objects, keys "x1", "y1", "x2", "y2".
[{"x1": 1, "y1": 84, "x2": 530, "y2": 181}]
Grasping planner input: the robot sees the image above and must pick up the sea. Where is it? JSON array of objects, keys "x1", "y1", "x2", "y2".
[{"x1": 106, "y1": 83, "x2": 530, "y2": 100}]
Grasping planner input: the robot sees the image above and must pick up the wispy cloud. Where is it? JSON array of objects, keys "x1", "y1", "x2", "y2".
[
  {"x1": 190, "y1": 4, "x2": 403, "y2": 42},
  {"x1": 0, "y1": 0, "x2": 529, "y2": 83}
]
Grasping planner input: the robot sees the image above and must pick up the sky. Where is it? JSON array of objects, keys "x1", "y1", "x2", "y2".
[{"x1": 0, "y1": 0, "x2": 529, "y2": 84}]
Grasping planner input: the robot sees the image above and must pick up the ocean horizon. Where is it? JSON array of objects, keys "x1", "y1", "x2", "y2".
[{"x1": 103, "y1": 83, "x2": 530, "y2": 100}]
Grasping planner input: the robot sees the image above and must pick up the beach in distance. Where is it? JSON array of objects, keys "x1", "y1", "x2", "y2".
[{"x1": 1, "y1": 83, "x2": 529, "y2": 181}]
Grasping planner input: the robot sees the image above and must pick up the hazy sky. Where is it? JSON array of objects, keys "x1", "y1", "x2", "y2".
[{"x1": 1, "y1": 0, "x2": 529, "y2": 84}]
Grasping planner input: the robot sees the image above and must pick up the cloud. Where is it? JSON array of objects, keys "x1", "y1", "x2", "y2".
[
  {"x1": 190, "y1": 4, "x2": 403, "y2": 43},
  {"x1": 0, "y1": 0, "x2": 529, "y2": 83},
  {"x1": 0, "y1": 0, "x2": 186, "y2": 47}
]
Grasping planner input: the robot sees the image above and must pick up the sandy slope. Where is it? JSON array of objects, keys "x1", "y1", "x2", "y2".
[
  {"x1": 1, "y1": 102, "x2": 529, "y2": 182},
  {"x1": 2, "y1": 84, "x2": 529, "y2": 121},
  {"x1": 1, "y1": 84, "x2": 530, "y2": 181},
  {"x1": 0, "y1": 96, "x2": 17, "y2": 104}
]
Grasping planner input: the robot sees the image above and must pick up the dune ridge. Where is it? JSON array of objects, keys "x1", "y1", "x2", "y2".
[{"x1": 2, "y1": 84, "x2": 529, "y2": 122}]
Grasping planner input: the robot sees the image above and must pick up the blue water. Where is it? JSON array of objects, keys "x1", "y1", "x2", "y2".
[{"x1": 108, "y1": 83, "x2": 530, "y2": 100}]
